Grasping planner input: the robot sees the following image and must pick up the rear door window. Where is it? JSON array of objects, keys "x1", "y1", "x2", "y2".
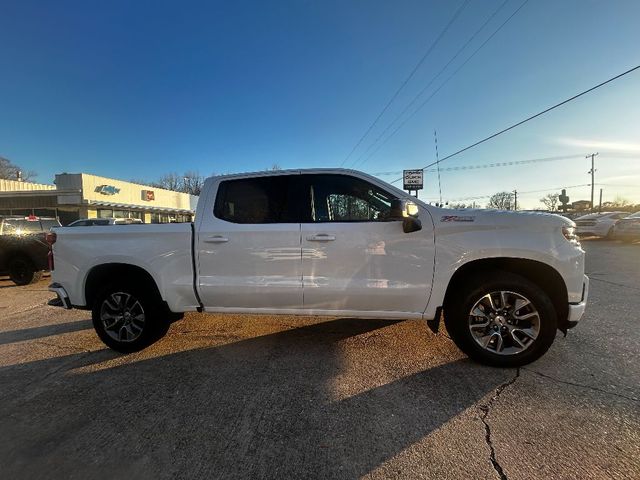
[{"x1": 214, "y1": 175, "x2": 300, "y2": 224}]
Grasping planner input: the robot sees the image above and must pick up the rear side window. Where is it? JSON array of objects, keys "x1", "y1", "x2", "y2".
[
  {"x1": 214, "y1": 176, "x2": 299, "y2": 224},
  {"x1": 2, "y1": 219, "x2": 42, "y2": 234},
  {"x1": 41, "y1": 219, "x2": 61, "y2": 231}
]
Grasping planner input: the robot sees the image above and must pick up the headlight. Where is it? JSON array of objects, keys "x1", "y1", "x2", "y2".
[{"x1": 562, "y1": 226, "x2": 580, "y2": 246}]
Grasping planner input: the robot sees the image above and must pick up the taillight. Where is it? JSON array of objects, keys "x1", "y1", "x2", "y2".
[
  {"x1": 45, "y1": 232, "x2": 57, "y2": 245},
  {"x1": 46, "y1": 232, "x2": 57, "y2": 271}
]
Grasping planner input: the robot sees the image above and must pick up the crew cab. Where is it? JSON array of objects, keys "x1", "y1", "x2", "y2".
[
  {"x1": 49, "y1": 169, "x2": 589, "y2": 367},
  {"x1": 0, "y1": 215, "x2": 61, "y2": 285}
]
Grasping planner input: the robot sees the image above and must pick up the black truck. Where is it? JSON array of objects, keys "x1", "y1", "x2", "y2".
[{"x1": 0, "y1": 216, "x2": 60, "y2": 285}]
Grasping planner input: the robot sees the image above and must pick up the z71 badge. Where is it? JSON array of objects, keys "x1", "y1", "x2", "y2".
[{"x1": 441, "y1": 215, "x2": 475, "y2": 222}]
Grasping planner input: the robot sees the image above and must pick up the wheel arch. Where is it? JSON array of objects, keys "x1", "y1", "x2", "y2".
[
  {"x1": 84, "y1": 263, "x2": 163, "y2": 310},
  {"x1": 442, "y1": 257, "x2": 569, "y2": 332}
]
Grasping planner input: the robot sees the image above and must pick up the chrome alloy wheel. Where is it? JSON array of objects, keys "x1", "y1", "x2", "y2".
[
  {"x1": 100, "y1": 292, "x2": 146, "y2": 343},
  {"x1": 468, "y1": 291, "x2": 541, "y2": 356}
]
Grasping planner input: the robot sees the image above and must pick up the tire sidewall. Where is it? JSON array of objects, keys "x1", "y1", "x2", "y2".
[
  {"x1": 445, "y1": 272, "x2": 557, "y2": 367},
  {"x1": 8, "y1": 257, "x2": 38, "y2": 285},
  {"x1": 92, "y1": 283, "x2": 168, "y2": 353}
]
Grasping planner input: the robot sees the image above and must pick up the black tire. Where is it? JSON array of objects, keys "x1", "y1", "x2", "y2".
[
  {"x1": 8, "y1": 257, "x2": 42, "y2": 286},
  {"x1": 92, "y1": 282, "x2": 170, "y2": 353},
  {"x1": 444, "y1": 271, "x2": 557, "y2": 367}
]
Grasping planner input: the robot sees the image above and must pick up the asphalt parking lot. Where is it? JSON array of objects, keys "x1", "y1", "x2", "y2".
[{"x1": 1, "y1": 240, "x2": 638, "y2": 480}]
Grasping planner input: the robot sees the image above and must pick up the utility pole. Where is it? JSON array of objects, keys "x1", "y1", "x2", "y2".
[
  {"x1": 587, "y1": 153, "x2": 598, "y2": 211},
  {"x1": 513, "y1": 189, "x2": 518, "y2": 211},
  {"x1": 434, "y1": 130, "x2": 442, "y2": 206},
  {"x1": 599, "y1": 188, "x2": 603, "y2": 213}
]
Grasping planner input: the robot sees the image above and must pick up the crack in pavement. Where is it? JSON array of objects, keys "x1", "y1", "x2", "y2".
[
  {"x1": 588, "y1": 276, "x2": 640, "y2": 291},
  {"x1": 478, "y1": 368, "x2": 520, "y2": 480},
  {"x1": 522, "y1": 368, "x2": 639, "y2": 403}
]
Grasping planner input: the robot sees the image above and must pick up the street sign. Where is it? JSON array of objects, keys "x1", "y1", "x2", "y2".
[{"x1": 403, "y1": 169, "x2": 423, "y2": 191}]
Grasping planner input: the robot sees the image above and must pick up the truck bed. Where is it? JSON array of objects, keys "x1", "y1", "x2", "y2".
[{"x1": 52, "y1": 223, "x2": 200, "y2": 311}]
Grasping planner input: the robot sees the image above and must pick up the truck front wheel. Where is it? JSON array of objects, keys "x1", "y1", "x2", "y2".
[
  {"x1": 444, "y1": 271, "x2": 557, "y2": 367},
  {"x1": 92, "y1": 283, "x2": 170, "y2": 353}
]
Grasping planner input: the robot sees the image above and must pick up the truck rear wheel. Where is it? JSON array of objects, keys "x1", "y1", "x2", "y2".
[
  {"x1": 92, "y1": 283, "x2": 170, "y2": 353},
  {"x1": 444, "y1": 271, "x2": 557, "y2": 367},
  {"x1": 9, "y1": 257, "x2": 42, "y2": 286}
]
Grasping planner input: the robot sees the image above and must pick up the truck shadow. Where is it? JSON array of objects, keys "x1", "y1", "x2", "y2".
[
  {"x1": 0, "y1": 318, "x2": 508, "y2": 479},
  {"x1": 0, "y1": 319, "x2": 92, "y2": 345}
]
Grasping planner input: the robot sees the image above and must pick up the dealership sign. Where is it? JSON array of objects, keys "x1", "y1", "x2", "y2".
[
  {"x1": 95, "y1": 185, "x2": 121, "y2": 195},
  {"x1": 403, "y1": 169, "x2": 423, "y2": 191}
]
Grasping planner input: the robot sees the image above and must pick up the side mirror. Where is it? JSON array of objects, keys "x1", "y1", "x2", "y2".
[
  {"x1": 403, "y1": 217, "x2": 422, "y2": 233},
  {"x1": 390, "y1": 199, "x2": 420, "y2": 220}
]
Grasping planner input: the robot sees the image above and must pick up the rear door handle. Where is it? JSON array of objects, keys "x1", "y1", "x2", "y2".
[
  {"x1": 204, "y1": 235, "x2": 229, "y2": 243},
  {"x1": 307, "y1": 234, "x2": 336, "y2": 242}
]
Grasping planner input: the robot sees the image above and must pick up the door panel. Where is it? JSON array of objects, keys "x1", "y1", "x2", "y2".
[
  {"x1": 300, "y1": 174, "x2": 434, "y2": 314},
  {"x1": 302, "y1": 221, "x2": 434, "y2": 313},
  {"x1": 196, "y1": 175, "x2": 303, "y2": 310}
]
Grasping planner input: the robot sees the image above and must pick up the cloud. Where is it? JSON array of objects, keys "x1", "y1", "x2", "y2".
[{"x1": 555, "y1": 137, "x2": 640, "y2": 152}]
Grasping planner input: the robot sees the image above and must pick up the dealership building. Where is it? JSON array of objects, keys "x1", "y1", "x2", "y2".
[{"x1": 0, "y1": 173, "x2": 198, "y2": 225}]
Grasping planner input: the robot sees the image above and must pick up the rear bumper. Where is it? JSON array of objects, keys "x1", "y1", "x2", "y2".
[
  {"x1": 567, "y1": 275, "x2": 589, "y2": 328},
  {"x1": 48, "y1": 282, "x2": 72, "y2": 309}
]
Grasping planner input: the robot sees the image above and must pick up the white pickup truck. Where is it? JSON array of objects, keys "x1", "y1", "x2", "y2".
[{"x1": 49, "y1": 169, "x2": 588, "y2": 367}]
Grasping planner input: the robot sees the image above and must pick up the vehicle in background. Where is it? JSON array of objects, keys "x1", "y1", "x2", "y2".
[
  {"x1": 613, "y1": 211, "x2": 640, "y2": 242},
  {"x1": 574, "y1": 211, "x2": 628, "y2": 238},
  {"x1": 49, "y1": 168, "x2": 588, "y2": 367},
  {"x1": 0, "y1": 215, "x2": 61, "y2": 285},
  {"x1": 67, "y1": 218, "x2": 144, "y2": 227}
]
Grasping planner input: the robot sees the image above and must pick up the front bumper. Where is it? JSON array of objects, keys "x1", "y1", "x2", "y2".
[
  {"x1": 567, "y1": 274, "x2": 589, "y2": 328},
  {"x1": 48, "y1": 282, "x2": 72, "y2": 309}
]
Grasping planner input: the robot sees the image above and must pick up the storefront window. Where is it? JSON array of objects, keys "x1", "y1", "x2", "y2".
[
  {"x1": 97, "y1": 209, "x2": 113, "y2": 218},
  {"x1": 130, "y1": 211, "x2": 143, "y2": 220}
]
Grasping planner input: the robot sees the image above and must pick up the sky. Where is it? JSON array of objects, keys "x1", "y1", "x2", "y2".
[{"x1": 1, "y1": 0, "x2": 639, "y2": 209}]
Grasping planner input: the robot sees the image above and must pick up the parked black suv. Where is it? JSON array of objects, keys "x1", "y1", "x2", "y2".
[{"x1": 0, "y1": 216, "x2": 61, "y2": 285}]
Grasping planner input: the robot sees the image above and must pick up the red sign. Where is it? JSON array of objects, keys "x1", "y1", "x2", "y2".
[{"x1": 142, "y1": 190, "x2": 155, "y2": 201}]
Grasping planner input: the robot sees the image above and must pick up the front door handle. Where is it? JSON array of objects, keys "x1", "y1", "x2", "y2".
[
  {"x1": 204, "y1": 235, "x2": 229, "y2": 243},
  {"x1": 307, "y1": 234, "x2": 336, "y2": 242}
]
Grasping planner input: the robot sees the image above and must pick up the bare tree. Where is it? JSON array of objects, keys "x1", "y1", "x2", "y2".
[
  {"x1": 539, "y1": 193, "x2": 559, "y2": 211},
  {"x1": 182, "y1": 171, "x2": 204, "y2": 196},
  {"x1": 152, "y1": 173, "x2": 182, "y2": 191},
  {"x1": 487, "y1": 191, "x2": 515, "y2": 210},
  {"x1": 449, "y1": 202, "x2": 468, "y2": 209},
  {"x1": 0, "y1": 156, "x2": 37, "y2": 181},
  {"x1": 610, "y1": 195, "x2": 631, "y2": 207},
  {"x1": 269, "y1": 163, "x2": 282, "y2": 171}
]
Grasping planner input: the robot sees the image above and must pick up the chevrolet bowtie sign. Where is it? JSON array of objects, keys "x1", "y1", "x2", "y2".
[
  {"x1": 95, "y1": 185, "x2": 121, "y2": 195},
  {"x1": 403, "y1": 169, "x2": 423, "y2": 191}
]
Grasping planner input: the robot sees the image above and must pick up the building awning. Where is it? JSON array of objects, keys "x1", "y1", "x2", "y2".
[{"x1": 87, "y1": 200, "x2": 194, "y2": 214}]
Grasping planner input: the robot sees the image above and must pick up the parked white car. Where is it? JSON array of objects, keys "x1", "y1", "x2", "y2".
[
  {"x1": 574, "y1": 211, "x2": 628, "y2": 238},
  {"x1": 48, "y1": 169, "x2": 588, "y2": 367},
  {"x1": 613, "y1": 211, "x2": 640, "y2": 242}
]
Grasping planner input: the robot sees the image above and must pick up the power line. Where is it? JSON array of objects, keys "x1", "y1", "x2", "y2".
[
  {"x1": 358, "y1": 0, "x2": 531, "y2": 169},
  {"x1": 439, "y1": 183, "x2": 591, "y2": 203},
  {"x1": 369, "y1": 153, "x2": 586, "y2": 176},
  {"x1": 339, "y1": 0, "x2": 471, "y2": 167},
  {"x1": 350, "y1": 0, "x2": 513, "y2": 169},
  {"x1": 390, "y1": 63, "x2": 640, "y2": 185}
]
